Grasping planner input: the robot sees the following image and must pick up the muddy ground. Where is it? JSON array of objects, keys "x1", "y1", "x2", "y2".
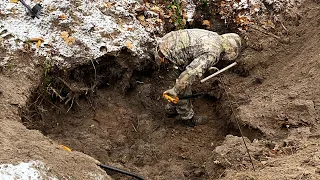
[{"x1": 1, "y1": 0, "x2": 320, "y2": 179}]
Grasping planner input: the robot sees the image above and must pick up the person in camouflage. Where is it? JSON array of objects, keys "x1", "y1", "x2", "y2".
[{"x1": 156, "y1": 29, "x2": 241, "y2": 126}]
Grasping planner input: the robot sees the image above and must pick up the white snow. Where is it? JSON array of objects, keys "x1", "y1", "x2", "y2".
[
  {"x1": 0, "y1": 0, "x2": 153, "y2": 65},
  {"x1": 185, "y1": 0, "x2": 196, "y2": 22},
  {"x1": 0, "y1": 161, "x2": 57, "y2": 180}
]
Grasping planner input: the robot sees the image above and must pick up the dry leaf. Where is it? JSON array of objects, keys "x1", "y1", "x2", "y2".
[
  {"x1": 151, "y1": 6, "x2": 161, "y2": 12},
  {"x1": 236, "y1": 16, "x2": 250, "y2": 25},
  {"x1": 202, "y1": 20, "x2": 211, "y2": 27},
  {"x1": 145, "y1": 2, "x2": 150, "y2": 8},
  {"x1": 138, "y1": 15, "x2": 145, "y2": 21},
  {"x1": 60, "y1": 31, "x2": 75, "y2": 45},
  {"x1": 59, "y1": 14, "x2": 67, "y2": 20},
  {"x1": 36, "y1": 40, "x2": 42, "y2": 48},
  {"x1": 29, "y1": 37, "x2": 44, "y2": 42},
  {"x1": 125, "y1": 41, "x2": 134, "y2": 49},
  {"x1": 104, "y1": 2, "x2": 112, "y2": 8},
  {"x1": 181, "y1": 0, "x2": 187, "y2": 7},
  {"x1": 182, "y1": 19, "x2": 186, "y2": 26},
  {"x1": 155, "y1": 19, "x2": 162, "y2": 23},
  {"x1": 66, "y1": 37, "x2": 75, "y2": 45},
  {"x1": 10, "y1": 0, "x2": 18, "y2": 3},
  {"x1": 182, "y1": 12, "x2": 188, "y2": 19},
  {"x1": 61, "y1": 31, "x2": 69, "y2": 39},
  {"x1": 139, "y1": 20, "x2": 147, "y2": 27}
]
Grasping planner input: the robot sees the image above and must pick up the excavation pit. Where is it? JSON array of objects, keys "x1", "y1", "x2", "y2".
[{"x1": 21, "y1": 52, "x2": 262, "y2": 179}]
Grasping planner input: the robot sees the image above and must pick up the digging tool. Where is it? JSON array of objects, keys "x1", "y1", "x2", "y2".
[
  {"x1": 19, "y1": 0, "x2": 42, "y2": 19},
  {"x1": 163, "y1": 93, "x2": 206, "y2": 104},
  {"x1": 201, "y1": 62, "x2": 237, "y2": 83}
]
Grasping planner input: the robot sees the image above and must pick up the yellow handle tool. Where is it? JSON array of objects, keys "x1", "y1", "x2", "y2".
[{"x1": 163, "y1": 94, "x2": 179, "y2": 104}]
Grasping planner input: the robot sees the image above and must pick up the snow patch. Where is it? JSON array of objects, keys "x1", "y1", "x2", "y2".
[
  {"x1": 0, "y1": 0, "x2": 154, "y2": 65},
  {"x1": 0, "y1": 161, "x2": 57, "y2": 180}
]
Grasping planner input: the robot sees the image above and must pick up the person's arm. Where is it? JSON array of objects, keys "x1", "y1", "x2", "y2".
[{"x1": 174, "y1": 53, "x2": 218, "y2": 94}]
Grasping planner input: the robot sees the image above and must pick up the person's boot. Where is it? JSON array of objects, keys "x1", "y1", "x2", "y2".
[
  {"x1": 182, "y1": 115, "x2": 208, "y2": 127},
  {"x1": 165, "y1": 104, "x2": 178, "y2": 118}
]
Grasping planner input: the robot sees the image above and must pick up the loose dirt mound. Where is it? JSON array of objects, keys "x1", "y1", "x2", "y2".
[{"x1": 214, "y1": 0, "x2": 320, "y2": 179}]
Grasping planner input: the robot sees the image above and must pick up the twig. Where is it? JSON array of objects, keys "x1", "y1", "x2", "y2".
[
  {"x1": 90, "y1": 58, "x2": 97, "y2": 82},
  {"x1": 249, "y1": 24, "x2": 289, "y2": 44},
  {"x1": 219, "y1": 170, "x2": 226, "y2": 178},
  {"x1": 58, "y1": 77, "x2": 96, "y2": 94},
  {"x1": 50, "y1": 87, "x2": 65, "y2": 101},
  {"x1": 131, "y1": 121, "x2": 138, "y2": 132},
  {"x1": 66, "y1": 96, "x2": 75, "y2": 113}
]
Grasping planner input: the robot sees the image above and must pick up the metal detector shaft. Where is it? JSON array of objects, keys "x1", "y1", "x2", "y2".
[
  {"x1": 201, "y1": 62, "x2": 237, "y2": 83},
  {"x1": 19, "y1": 0, "x2": 40, "y2": 19},
  {"x1": 98, "y1": 164, "x2": 145, "y2": 180},
  {"x1": 179, "y1": 93, "x2": 205, "y2": 100}
]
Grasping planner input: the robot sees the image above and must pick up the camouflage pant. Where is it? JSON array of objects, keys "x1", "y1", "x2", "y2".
[{"x1": 165, "y1": 79, "x2": 194, "y2": 120}]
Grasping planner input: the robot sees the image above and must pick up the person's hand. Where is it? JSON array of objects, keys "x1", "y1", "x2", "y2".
[{"x1": 163, "y1": 88, "x2": 177, "y2": 98}]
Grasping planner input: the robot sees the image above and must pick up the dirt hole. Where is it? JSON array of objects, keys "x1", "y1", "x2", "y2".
[{"x1": 21, "y1": 50, "x2": 262, "y2": 179}]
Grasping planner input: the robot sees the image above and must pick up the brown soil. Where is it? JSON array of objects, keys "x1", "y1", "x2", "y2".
[
  {"x1": 0, "y1": 49, "x2": 111, "y2": 179},
  {"x1": 23, "y1": 59, "x2": 247, "y2": 179},
  {"x1": 1, "y1": 0, "x2": 320, "y2": 179}
]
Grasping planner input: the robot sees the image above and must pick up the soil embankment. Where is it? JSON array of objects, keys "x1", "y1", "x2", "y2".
[{"x1": 0, "y1": 0, "x2": 319, "y2": 179}]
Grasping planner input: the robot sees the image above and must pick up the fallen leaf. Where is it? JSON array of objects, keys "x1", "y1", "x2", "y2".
[
  {"x1": 58, "y1": 14, "x2": 67, "y2": 20},
  {"x1": 181, "y1": 0, "x2": 187, "y2": 7},
  {"x1": 151, "y1": 6, "x2": 161, "y2": 12},
  {"x1": 139, "y1": 20, "x2": 147, "y2": 27},
  {"x1": 60, "y1": 31, "x2": 75, "y2": 45},
  {"x1": 125, "y1": 41, "x2": 134, "y2": 49},
  {"x1": 36, "y1": 40, "x2": 42, "y2": 48},
  {"x1": 66, "y1": 37, "x2": 75, "y2": 45},
  {"x1": 29, "y1": 37, "x2": 44, "y2": 42},
  {"x1": 155, "y1": 19, "x2": 162, "y2": 23},
  {"x1": 202, "y1": 20, "x2": 211, "y2": 27},
  {"x1": 60, "y1": 31, "x2": 69, "y2": 39},
  {"x1": 145, "y1": 2, "x2": 150, "y2": 8},
  {"x1": 138, "y1": 15, "x2": 145, "y2": 21},
  {"x1": 10, "y1": 0, "x2": 18, "y2": 3},
  {"x1": 182, "y1": 12, "x2": 188, "y2": 19},
  {"x1": 104, "y1": 2, "x2": 112, "y2": 8},
  {"x1": 235, "y1": 16, "x2": 251, "y2": 25}
]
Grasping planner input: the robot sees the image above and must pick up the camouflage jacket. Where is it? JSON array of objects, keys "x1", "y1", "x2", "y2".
[{"x1": 158, "y1": 29, "x2": 228, "y2": 94}]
